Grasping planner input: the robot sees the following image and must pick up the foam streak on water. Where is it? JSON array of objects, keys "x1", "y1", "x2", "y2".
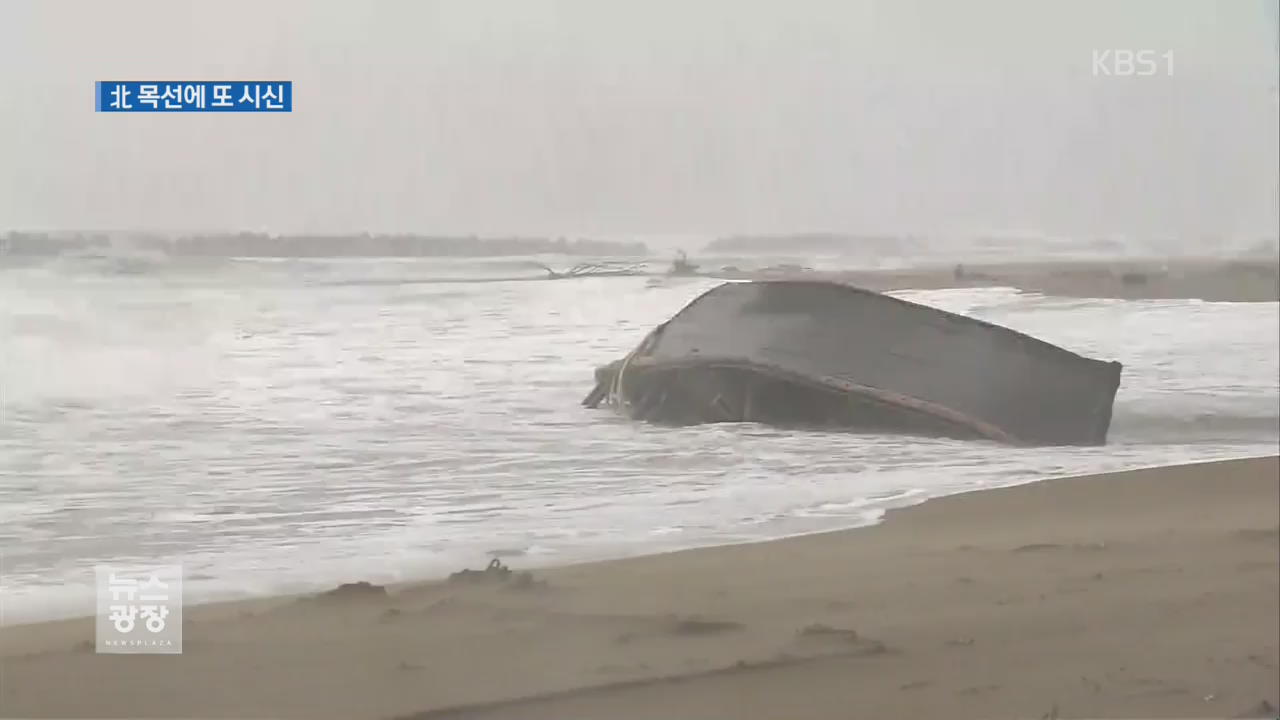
[{"x1": 1, "y1": 257, "x2": 1277, "y2": 624}]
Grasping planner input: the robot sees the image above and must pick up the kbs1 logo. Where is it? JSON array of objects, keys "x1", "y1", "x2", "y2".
[{"x1": 1092, "y1": 50, "x2": 1174, "y2": 77}]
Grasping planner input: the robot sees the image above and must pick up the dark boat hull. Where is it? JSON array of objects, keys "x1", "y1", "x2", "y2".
[{"x1": 585, "y1": 281, "x2": 1123, "y2": 446}]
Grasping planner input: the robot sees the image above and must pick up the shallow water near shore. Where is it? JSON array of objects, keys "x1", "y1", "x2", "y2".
[{"x1": 1, "y1": 254, "x2": 1277, "y2": 624}]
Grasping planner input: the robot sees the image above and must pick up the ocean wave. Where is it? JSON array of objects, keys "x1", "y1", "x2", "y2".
[{"x1": 1108, "y1": 409, "x2": 1280, "y2": 444}]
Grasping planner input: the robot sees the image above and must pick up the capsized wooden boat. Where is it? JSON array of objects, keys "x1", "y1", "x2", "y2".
[{"x1": 582, "y1": 281, "x2": 1123, "y2": 446}]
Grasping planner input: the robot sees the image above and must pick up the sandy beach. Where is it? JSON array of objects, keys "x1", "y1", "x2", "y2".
[
  {"x1": 723, "y1": 257, "x2": 1280, "y2": 302},
  {"x1": 0, "y1": 455, "x2": 1275, "y2": 719}
]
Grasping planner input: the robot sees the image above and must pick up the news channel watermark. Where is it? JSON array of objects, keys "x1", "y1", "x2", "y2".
[
  {"x1": 95, "y1": 81, "x2": 292, "y2": 112},
  {"x1": 1091, "y1": 50, "x2": 1174, "y2": 77},
  {"x1": 95, "y1": 564, "x2": 183, "y2": 654}
]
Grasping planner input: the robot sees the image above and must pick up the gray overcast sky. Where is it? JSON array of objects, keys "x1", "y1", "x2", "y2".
[{"x1": 1, "y1": 0, "x2": 1277, "y2": 239}]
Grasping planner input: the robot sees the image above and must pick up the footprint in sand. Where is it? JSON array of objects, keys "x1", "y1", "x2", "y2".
[
  {"x1": 1012, "y1": 543, "x2": 1062, "y2": 553},
  {"x1": 1011, "y1": 542, "x2": 1108, "y2": 553},
  {"x1": 899, "y1": 680, "x2": 932, "y2": 691},
  {"x1": 615, "y1": 616, "x2": 746, "y2": 644},
  {"x1": 957, "y1": 684, "x2": 1000, "y2": 696},
  {"x1": 667, "y1": 618, "x2": 746, "y2": 636},
  {"x1": 1235, "y1": 527, "x2": 1280, "y2": 541}
]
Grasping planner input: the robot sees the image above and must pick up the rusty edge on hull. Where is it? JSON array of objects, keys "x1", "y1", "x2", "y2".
[{"x1": 582, "y1": 353, "x2": 1024, "y2": 446}]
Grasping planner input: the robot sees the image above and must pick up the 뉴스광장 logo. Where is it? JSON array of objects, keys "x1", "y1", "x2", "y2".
[
  {"x1": 95, "y1": 81, "x2": 292, "y2": 112},
  {"x1": 95, "y1": 564, "x2": 183, "y2": 654}
]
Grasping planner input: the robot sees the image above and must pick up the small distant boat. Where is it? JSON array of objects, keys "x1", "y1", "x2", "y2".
[
  {"x1": 583, "y1": 280, "x2": 1123, "y2": 446},
  {"x1": 666, "y1": 251, "x2": 700, "y2": 276},
  {"x1": 57, "y1": 245, "x2": 170, "y2": 275}
]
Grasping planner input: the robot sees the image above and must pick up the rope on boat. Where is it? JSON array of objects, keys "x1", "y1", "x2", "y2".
[
  {"x1": 607, "y1": 324, "x2": 667, "y2": 412},
  {"x1": 610, "y1": 346, "x2": 638, "y2": 410}
]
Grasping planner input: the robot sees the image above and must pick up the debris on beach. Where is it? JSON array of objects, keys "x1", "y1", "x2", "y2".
[
  {"x1": 315, "y1": 581, "x2": 388, "y2": 601},
  {"x1": 583, "y1": 280, "x2": 1123, "y2": 446},
  {"x1": 448, "y1": 558, "x2": 545, "y2": 590},
  {"x1": 291, "y1": 580, "x2": 389, "y2": 608},
  {"x1": 795, "y1": 623, "x2": 890, "y2": 656}
]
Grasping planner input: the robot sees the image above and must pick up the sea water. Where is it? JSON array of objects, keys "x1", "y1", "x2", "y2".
[{"x1": 1, "y1": 252, "x2": 1276, "y2": 624}]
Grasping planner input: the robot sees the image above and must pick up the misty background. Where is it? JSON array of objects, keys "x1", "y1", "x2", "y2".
[{"x1": 1, "y1": 0, "x2": 1277, "y2": 242}]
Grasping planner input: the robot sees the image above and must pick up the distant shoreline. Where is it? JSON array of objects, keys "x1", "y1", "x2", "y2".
[
  {"x1": 4, "y1": 230, "x2": 1277, "y2": 261},
  {"x1": 4, "y1": 232, "x2": 1275, "y2": 302},
  {"x1": 713, "y1": 257, "x2": 1280, "y2": 303},
  {"x1": 0, "y1": 231, "x2": 651, "y2": 258}
]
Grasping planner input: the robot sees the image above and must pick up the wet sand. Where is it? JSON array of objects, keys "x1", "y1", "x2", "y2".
[
  {"x1": 1, "y1": 456, "x2": 1276, "y2": 719},
  {"x1": 719, "y1": 257, "x2": 1280, "y2": 302}
]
